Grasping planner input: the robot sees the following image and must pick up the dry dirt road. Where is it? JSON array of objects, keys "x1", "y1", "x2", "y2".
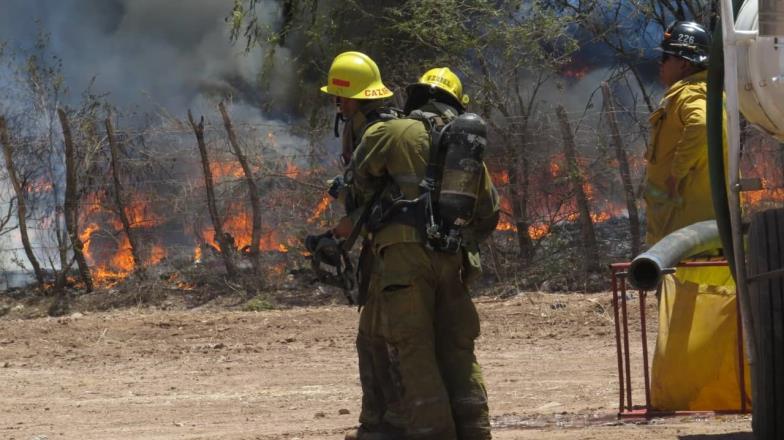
[{"x1": 0, "y1": 292, "x2": 752, "y2": 440}]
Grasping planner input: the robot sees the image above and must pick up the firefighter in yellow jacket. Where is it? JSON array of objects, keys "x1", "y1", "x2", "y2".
[
  {"x1": 645, "y1": 22, "x2": 750, "y2": 412},
  {"x1": 645, "y1": 21, "x2": 715, "y2": 244},
  {"x1": 324, "y1": 59, "x2": 499, "y2": 439}
]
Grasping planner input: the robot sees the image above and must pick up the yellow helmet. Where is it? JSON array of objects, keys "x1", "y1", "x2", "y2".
[
  {"x1": 320, "y1": 51, "x2": 393, "y2": 100},
  {"x1": 411, "y1": 67, "x2": 470, "y2": 108}
]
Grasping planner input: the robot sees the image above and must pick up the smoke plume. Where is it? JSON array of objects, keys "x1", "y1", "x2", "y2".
[{"x1": 0, "y1": 0, "x2": 293, "y2": 116}]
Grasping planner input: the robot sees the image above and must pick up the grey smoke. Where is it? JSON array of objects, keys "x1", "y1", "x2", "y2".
[
  {"x1": 0, "y1": 0, "x2": 293, "y2": 117},
  {"x1": 0, "y1": 1, "x2": 332, "y2": 273}
]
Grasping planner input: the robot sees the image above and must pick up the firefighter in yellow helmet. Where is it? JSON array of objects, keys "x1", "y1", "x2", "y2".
[
  {"x1": 337, "y1": 63, "x2": 497, "y2": 439},
  {"x1": 319, "y1": 51, "x2": 405, "y2": 440},
  {"x1": 321, "y1": 51, "x2": 397, "y2": 164},
  {"x1": 403, "y1": 67, "x2": 471, "y2": 114}
]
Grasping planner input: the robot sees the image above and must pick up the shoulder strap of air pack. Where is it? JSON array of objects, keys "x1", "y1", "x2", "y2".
[
  {"x1": 358, "y1": 106, "x2": 402, "y2": 139},
  {"x1": 410, "y1": 101, "x2": 454, "y2": 199}
]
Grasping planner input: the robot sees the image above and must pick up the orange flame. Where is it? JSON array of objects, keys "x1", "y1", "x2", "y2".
[
  {"x1": 582, "y1": 182, "x2": 595, "y2": 200},
  {"x1": 494, "y1": 219, "x2": 550, "y2": 239},
  {"x1": 90, "y1": 267, "x2": 127, "y2": 286},
  {"x1": 109, "y1": 236, "x2": 135, "y2": 272},
  {"x1": 591, "y1": 211, "x2": 611, "y2": 223},
  {"x1": 308, "y1": 194, "x2": 331, "y2": 223},
  {"x1": 491, "y1": 169, "x2": 510, "y2": 186},
  {"x1": 260, "y1": 229, "x2": 289, "y2": 253},
  {"x1": 77, "y1": 189, "x2": 170, "y2": 286},
  {"x1": 550, "y1": 161, "x2": 561, "y2": 177},
  {"x1": 79, "y1": 223, "x2": 133, "y2": 286},
  {"x1": 81, "y1": 192, "x2": 105, "y2": 218},
  {"x1": 199, "y1": 202, "x2": 291, "y2": 255},
  {"x1": 79, "y1": 224, "x2": 101, "y2": 272},
  {"x1": 528, "y1": 223, "x2": 550, "y2": 240},
  {"x1": 497, "y1": 196, "x2": 518, "y2": 232},
  {"x1": 29, "y1": 178, "x2": 54, "y2": 193},
  {"x1": 562, "y1": 65, "x2": 589, "y2": 79},
  {"x1": 125, "y1": 196, "x2": 163, "y2": 228},
  {"x1": 149, "y1": 243, "x2": 167, "y2": 265},
  {"x1": 285, "y1": 161, "x2": 301, "y2": 179},
  {"x1": 496, "y1": 218, "x2": 517, "y2": 232},
  {"x1": 742, "y1": 177, "x2": 784, "y2": 208},
  {"x1": 210, "y1": 161, "x2": 245, "y2": 180}
]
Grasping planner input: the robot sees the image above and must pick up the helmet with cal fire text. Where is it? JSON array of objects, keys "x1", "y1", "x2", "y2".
[{"x1": 320, "y1": 51, "x2": 393, "y2": 100}]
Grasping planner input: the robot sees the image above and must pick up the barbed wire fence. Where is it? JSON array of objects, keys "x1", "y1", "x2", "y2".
[{"x1": 0, "y1": 104, "x2": 781, "y2": 290}]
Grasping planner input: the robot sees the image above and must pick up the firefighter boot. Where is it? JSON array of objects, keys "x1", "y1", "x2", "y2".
[{"x1": 344, "y1": 424, "x2": 403, "y2": 440}]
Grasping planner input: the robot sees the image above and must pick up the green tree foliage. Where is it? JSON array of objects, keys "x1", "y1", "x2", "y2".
[
  {"x1": 229, "y1": 1, "x2": 580, "y2": 260},
  {"x1": 228, "y1": 0, "x2": 578, "y2": 114}
]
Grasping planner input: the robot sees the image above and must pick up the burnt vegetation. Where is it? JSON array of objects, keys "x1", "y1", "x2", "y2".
[{"x1": 3, "y1": 0, "x2": 779, "y2": 316}]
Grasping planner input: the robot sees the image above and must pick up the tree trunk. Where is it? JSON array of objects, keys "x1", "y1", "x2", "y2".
[
  {"x1": 512, "y1": 153, "x2": 534, "y2": 264},
  {"x1": 486, "y1": 235, "x2": 503, "y2": 283},
  {"x1": 502, "y1": 122, "x2": 533, "y2": 264},
  {"x1": 555, "y1": 105, "x2": 600, "y2": 272},
  {"x1": 105, "y1": 115, "x2": 144, "y2": 275},
  {"x1": 218, "y1": 101, "x2": 262, "y2": 275},
  {"x1": 601, "y1": 82, "x2": 641, "y2": 258},
  {"x1": 57, "y1": 108, "x2": 93, "y2": 292},
  {"x1": 187, "y1": 110, "x2": 238, "y2": 278},
  {"x1": 0, "y1": 116, "x2": 46, "y2": 288},
  {"x1": 54, "y1": 189, "x2": 69, "y2": 274}
]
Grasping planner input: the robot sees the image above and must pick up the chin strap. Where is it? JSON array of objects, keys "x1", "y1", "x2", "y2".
[{"x1": 334, "y1": 98, "x2": 345, "y2": 138}]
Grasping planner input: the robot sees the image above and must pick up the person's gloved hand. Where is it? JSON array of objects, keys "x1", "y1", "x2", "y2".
[
  {"x1": 305, "y1": 230, "x2": 334, "y2": 254},
  {"x1": 327, "y1": 175, "x2": 345, "y2": 199}
]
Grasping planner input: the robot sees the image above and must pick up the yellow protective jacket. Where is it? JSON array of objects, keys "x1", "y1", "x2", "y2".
[
  {"x1": 644, "y1": 70, "x2": 715, "y2": 244},
  {"x1": 651, "y1": 266, "x2": 751, "y2": 411},
  {"x1": 645, "y1": 73, "x2": 747, "y2": 411},
  {"x1": 349, "y1": 108, "x2": 499, "y2": 279}
]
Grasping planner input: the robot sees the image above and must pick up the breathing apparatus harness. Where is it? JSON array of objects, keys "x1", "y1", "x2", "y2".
[
  {"x1": 364, "y1": 100, "x2": 489, "y2": 254},
  {"x1": 306, "y1": 104, "x2": 399, "y2": 304}
]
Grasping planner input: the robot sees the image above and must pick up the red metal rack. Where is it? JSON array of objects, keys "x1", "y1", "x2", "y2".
[{"x1": 609, "y1": 260, "x2": 749, "y2": 418}]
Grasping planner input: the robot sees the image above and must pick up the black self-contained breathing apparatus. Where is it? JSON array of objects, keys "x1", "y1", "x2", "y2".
[
  {"x1": 363, "y1": 102, "x2": 488, "y2": 253},
  {"x1": 416, "y1": 106, "x2": 488, "y2": 253}
]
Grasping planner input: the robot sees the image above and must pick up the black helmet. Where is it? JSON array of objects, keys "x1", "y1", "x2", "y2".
[{"x1": 660, "y1": 21, "x2": 711, "y2": 67}]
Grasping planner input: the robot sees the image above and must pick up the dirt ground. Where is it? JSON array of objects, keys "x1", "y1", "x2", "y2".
[{"x1": 0, "y1": 291, "x2": 752, "y2": 440}]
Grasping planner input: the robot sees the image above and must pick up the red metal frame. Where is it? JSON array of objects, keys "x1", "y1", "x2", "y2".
[{"x1": 610, "y1": 261, "x2": 750, "y2": 418}]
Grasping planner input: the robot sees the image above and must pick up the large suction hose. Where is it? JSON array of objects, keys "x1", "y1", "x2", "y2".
[{"x1": 628, "y1": 221, "x2": 722, "y2": 290}]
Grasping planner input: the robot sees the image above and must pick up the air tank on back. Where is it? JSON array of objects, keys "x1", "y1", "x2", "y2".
[{"x1": 438, "y1": 112, "x2": 487, "y2": 228}]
